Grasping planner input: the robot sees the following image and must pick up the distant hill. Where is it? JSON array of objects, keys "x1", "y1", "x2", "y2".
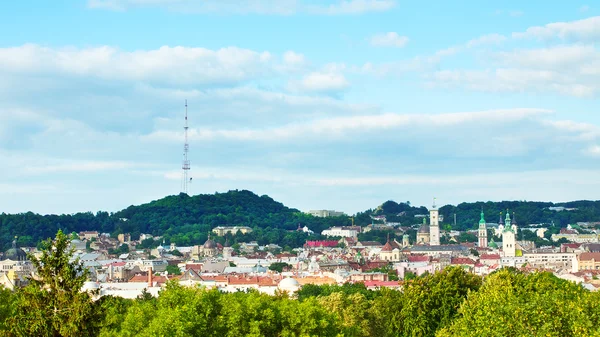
[
  {"x1": 3, "y1": 190, "x2": 600, "y2": 251},
  {"x1": 0, "y1": 190, "x2": 350, "y2": 250},
  {"x1": 354, "y1": 200, "x2": 600, "y2": 231}
]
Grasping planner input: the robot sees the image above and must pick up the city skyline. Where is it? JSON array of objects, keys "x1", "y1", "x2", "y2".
[{"x1": 1, "y1": 1, "x2": 600, "y2": 215}]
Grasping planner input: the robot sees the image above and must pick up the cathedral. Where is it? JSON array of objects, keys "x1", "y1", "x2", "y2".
[{"x1": 415, "y1": 200, "x2": 441, "y2": 246}]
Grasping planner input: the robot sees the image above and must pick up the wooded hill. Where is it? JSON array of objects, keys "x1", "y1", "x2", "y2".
[
  {"x1": 2, "y1": 189, "x2": 600, "y2": 250},
  {"x1": 356, "y1": 199, "x2": 600, "y2": 231},
  {"x1": 0, "y1": 190, "x2": 350, "y2": 250}
]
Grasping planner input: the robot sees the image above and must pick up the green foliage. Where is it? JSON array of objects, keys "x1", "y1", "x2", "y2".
[
  {"x1": 3, "y1": 261, "x2": 600, "y2": 337},
  {"x1": 8, "y1": 230, "x2": 101, "y2": 337},
  {"x1": 268, "y1": 262, "x2": 291, "y2": 273},
  {"x1": 0, "y1": 286, "x2": 16, "y2": 332},
  {"x1": 166, "y1": 265, "x2": 182, "y2": 275},
  {"x1": 399, "y1": 267, "x2": 482, "y2": 337},
  {"x1": 0, "y1": 190, "x2": 350, "y2": 250},
  {"x1": 440, "y1": 268, "x2": 600, "y2": 337},
  {"x1": 296, "y1": 282, "x2": 378, "y2": 302}
]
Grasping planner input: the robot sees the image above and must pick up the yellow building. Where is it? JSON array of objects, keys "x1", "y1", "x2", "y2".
[{"x1": 212, "y1": 226, "x2": 253, "y2": 236}]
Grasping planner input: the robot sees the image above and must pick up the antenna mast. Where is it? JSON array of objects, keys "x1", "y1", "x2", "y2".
[{"x1": 181, "y1": 100, "x2": 191, "y2": 194}]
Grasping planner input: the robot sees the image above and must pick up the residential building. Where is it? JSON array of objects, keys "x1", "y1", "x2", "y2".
[{"x1": 212, "y1": 226, "x2": 253, "y2": 236}]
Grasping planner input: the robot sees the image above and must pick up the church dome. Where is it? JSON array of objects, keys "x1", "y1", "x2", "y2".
[
  {"x1": 4, "y1": 247, "x2": 27, "y2": 261},
  {"x1": 3, "y1": 239, "x2": 27, "y2": 261},
  {"x1": 203, "y1": 238, "x2": 216, "y2": 249},
  {"x1": 278, "y1": 277, "x2": 300, "y2": 292},
  {"x1": 418, "y1": 225, "x2": 430, "y2": 234}
]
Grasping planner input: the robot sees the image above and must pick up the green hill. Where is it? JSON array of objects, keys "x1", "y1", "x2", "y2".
[
  {"x1": 354, "y1": 199, "x2": 600, "y2": 231},
  {"x1": 0, "y1": 190, "x2": 350, "y2": 250},
  {"x1": 3, "y1": 190, "x2": 600, "y2": 251}
]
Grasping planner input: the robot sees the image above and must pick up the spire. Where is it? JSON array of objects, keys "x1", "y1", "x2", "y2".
[
  {"x1": 479, "y1": 207, "x2": 486, "y2": 224},
  {"x1": 511, "y1": 212, "x2": 517, "y2": 225},
  {"x1": 505, "y1": 210, "x2": 511, "y2": 224},
  {"x1": 432, "y1": 197, "x2": 437, "y2": 209},
  {"x1": 499, "y1": 212, "x2": 504, "y2": 225},
  {"x1": 12, "y1": 236, "x2": 17, "y2": 249}
]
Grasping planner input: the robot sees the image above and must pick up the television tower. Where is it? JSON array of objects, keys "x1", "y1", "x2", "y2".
[{"x1": 181, "y1": 100, "x2": 191, "y2": 194}]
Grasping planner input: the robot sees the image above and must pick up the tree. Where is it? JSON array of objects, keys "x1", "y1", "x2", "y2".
[
  {"x1": 439, "y1": 268, "x2": 599, "y2": 337},
  {"x1": 268, "y1": 262, "x2": 291, "y2": 273},
  {"x1": 400, "y1": 266, "x2": 482, "y2": 336},
  {"x1": 166, "y1": 265, "x2": 182, "y2": 276},
  {"x1": 8, "y1": 230, "x2": 101, "y2": 337},
  {"x1": 0, "y1": 286, "x2": 16, "y2": 332}
]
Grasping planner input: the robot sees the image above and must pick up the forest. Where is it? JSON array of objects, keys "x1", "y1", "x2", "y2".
[
  {"x1": 2, "y1": 231, "x2": 599, "y2": 337},
  {"x1": 2, "y1": 189, "x2": 600, "y2": 250}
]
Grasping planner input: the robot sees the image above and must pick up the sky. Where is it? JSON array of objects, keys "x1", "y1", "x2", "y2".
[{"x1": 1, "y1": 0, "x2": 600, "y2": 215}]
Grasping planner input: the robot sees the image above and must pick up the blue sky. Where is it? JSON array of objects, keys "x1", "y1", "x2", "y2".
[{"x1": 1, "y1": 0, "x2": 600, "y2": 215}]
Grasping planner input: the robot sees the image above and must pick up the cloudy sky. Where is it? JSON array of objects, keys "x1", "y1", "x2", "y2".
[{"x1": 1, "y1": 0, "x2": 600, "y2": 215}]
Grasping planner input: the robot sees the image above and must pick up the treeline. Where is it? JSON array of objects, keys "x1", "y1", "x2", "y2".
[
  {"x1": 355, "y1": 199, "x2": 600, "y2": 231},
  {"x1": 0, "y1": 190, "x2": 350, "y2": 250},
  {"x1": 3, "y1": 190, "x2": 600, "y2": 250},
  {"x1": 3, "y1": 266, "x2": 600, "y2": 336}
]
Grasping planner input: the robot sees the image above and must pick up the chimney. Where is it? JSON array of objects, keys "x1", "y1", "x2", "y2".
[{"x1": 148, "y1": 267, "x2": 153, "y2": 287}]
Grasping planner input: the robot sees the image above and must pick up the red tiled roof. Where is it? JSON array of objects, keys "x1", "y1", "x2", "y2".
[
  {"x1": 407, "y1": 255, "x2": 429, "y2": 263},
  {"x1": 579, "y1": 252, "x2": 600, "y2": 261},
  {"x1": 305, "y1": 240, "x2": 338, "y2": 247},
  {"x1": 451, "y1": 257, "x2": 476, "y2": 265},
  {"x1": 480, "y1": 254, "x2": 501, "y2": 260}
]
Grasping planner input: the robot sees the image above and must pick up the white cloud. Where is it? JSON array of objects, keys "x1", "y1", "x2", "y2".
[
  {"x1": 142, "y1": 108, "x2": 552, "y2": 143},
  {"x1": 283, "y1": 51, "x2": 306, "y2": 67},
  {"x1": 88, "y1": 0, "x2": 396, "y2": 15},
  {"x1": 513, "y1": 16, "x2": 600, "y2": 41},
  {"x1": 428, "y1": 44, "x2": 600, "y2": 97},
  {"x1": 288, "y1": 71, "x2": 350, "y2": 93},
  {"x1": 369, "y1": 32, "x2": 409, "y2": 47},
  {"x1": 427, "y1": 68, "x2": 597, "y2": 97},
  {"x1": 0, "y1": 44, "x2": 276, "y2": 85},
  {"x1": 494, "y1": 45, "x2": 598, "y2": 69},
  {"x1": 307, "y1": 0, "x2": 395, "y2": 15}
]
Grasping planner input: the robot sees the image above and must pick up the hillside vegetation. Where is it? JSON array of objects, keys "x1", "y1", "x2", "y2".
[{"x1": 2, "y1": 190, "x2": 600, "y2": 250}]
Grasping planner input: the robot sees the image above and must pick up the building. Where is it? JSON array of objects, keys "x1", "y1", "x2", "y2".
[
  {"x1": 478, "y1": 209, "x2": 488, "y2": 248},
  {"x1": 307, "y1": 210, "x2": 346, "y2": 218},
  {"x1": 117, "y1": 233, "x2": 131, "y2": 244},
  {"x1": 79, "y1": 231, "x2": 99, "y2": 241},
  {"x1": 321, "y1": 226, "x2": 360, "y2": 238},
  {"x1": 191, "y1": 236, "x2": 219, "y2": 259},
  {"x1": 212, "y1": 226, "x2": 253, "y2": 236},
  {"x1": 379, "y1": 238, "x2": 402, "y2": 262},
  {"x1": 577, "y1": 252, "x2": 600, "y2": 270},
  {"x1": 416, "y1": 218, "x2": 430, "y2": 245},
  {"x1": 429, "y1": 202, "x2": 440, "y2": 246},
  {"x1": 502, "y1": 212, "x2": 517, "y2": 257}
]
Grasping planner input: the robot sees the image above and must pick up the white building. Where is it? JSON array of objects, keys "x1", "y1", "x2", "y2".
[
  {"x1": 307, "y1": 210, "x2": 346, "y2": 218},
  {"x1": 321, "y1": 226, "x2": 359, "y2": 238},
  {"x1": 429, "y1": 201, "x2": 440, "y2": 246},
  {"x1": 502, "y1": 212, "x2": 517, "y2": 257}
]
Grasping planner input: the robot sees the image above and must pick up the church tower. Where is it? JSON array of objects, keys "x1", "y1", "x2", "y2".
[
  {"x1": 402, "y1": 234, "x2": 410, "y2": 247},
  {"x1": 502, "y1": 211, "x2": 516, "y2": 257},
  {"x1": 478, "y1": 208, "x2": 487, "y2": 248},
  {"x1": 429, "y1": 198, "x2": 440, "y2": 246},
  {"x1": 223, "y1": 237, "x2": 233, "y2": 260}
]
